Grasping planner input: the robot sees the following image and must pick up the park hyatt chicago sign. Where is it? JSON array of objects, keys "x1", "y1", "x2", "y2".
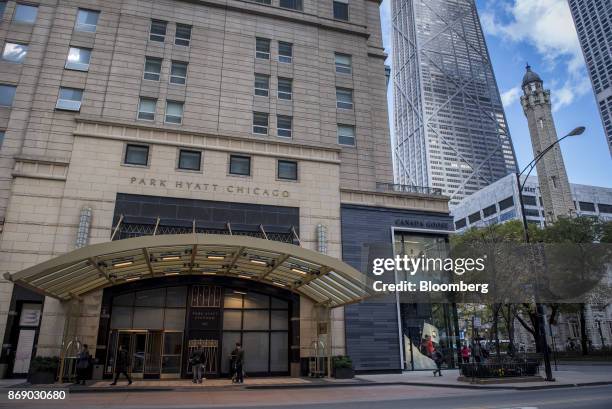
[{"x1": 129, "y1": 176, "x2": 291, "y2": 198}]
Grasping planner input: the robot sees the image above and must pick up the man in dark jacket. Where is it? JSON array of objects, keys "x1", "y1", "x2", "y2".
[
  {"x1": 110, "y1": 345, "x2": 132, "y2": 386},
  {"x1": 231, "y1": 342, "x2": 244, "y2": 384},
  {"x1": 190, "y1": 346, "x2": 205, "y2": 384},
  {"x1": 75, "y1": 344, "x2": 91, "y2": 385}
]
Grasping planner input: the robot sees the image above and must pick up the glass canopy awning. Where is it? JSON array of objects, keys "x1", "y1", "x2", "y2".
[{"x1": 4, "y1": 234, "x2": 373, "y2": 307}]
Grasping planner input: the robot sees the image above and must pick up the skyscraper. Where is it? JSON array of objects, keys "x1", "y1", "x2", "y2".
[
  {"x1": 521, "y1": 65, "x2": 576, "y2": 221},
  {"x1": 391, "y1": 0, "x2": 518, "y2": 205},
  {"x1": 568, "y1": 0, "x2": 612, "y2": 157}
]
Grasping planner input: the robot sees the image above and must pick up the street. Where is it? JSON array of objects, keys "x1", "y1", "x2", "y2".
[{"x1": 1, "y1": 384, "x2": 611, "y2": 409}]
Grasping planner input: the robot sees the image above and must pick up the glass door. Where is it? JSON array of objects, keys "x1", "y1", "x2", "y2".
[
  {"x1": 131, "y1": 332, "x2": 147, "y2": 378},
  {"x1": 145, "y1": 331, "x2": 163, "y2": 378}
]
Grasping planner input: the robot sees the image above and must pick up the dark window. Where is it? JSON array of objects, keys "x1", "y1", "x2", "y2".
[
  {"x1": 333, "y1": 1, "x2": 349, "y2": 21},
  {"x1": 256, "y1": 38, "x2": 270, "y2": 59},
  {"x1": 278, "y1": 78, "x2": 292, "y2": 100},
  {"x1": 144, "y1": 57, "x2": 162, "y2": 81},
  {"x1": 0, "y1": 84, "x2": 16, "y2": 107},
  {"x1": 278, "y1": 42, "x2": 292, "y2": 63},
  {"x1": 279, "y1": 0, "x2": 302, "y2": 11},
  {"x1": 175, "y1": 24, "x2": 192, "y2": 46},
  {"x1": 14, "y1": 4, "x2": 38, "y2": 24},
  {"x1": 230, "y1": 155, "x2": 251, "y2": 176},
  {"x1": 498, "y1": 196, "x2": 514, "y2": 211},
  {"x1": 125, "y1": 144, "x2": 149, "y2": 166},
  {"x1": 277, "y1": 160, "x2": 297, "y2": 180},
  {"x1": 178, "y1": 150, "x2": 201, "y2": 171},
  {"x1": 0, "y1": 130, "x2": 5, "y2": 149},
  {"x1": 468, "y1": 211, "x2": 481, "y2": 224},
  {"x1": 170, "y1": 61, "x2": 188, "y2": 85},
  {"x1": 0, "y1": 2, "x2": 6, "y2": 18},
  {"x1": 522, "y1": 195, "x2": 537, "y2": 206},
  {"x1": 150, "y1": 20, "x2": 167, "y2": 42},
  {"x1": 253, "y1": 0, "x2": 272, "y2": 3},
  {"x1": 524, "y1": 208, "x2": 540, "y2": 217},
  {"x1": 579, "y1": 201, "x2": 596, "y2": 212},
  {"x1": 483, "y1": 204, "x2": 497, "y2": 217},
  {"x1": 75, "y1": 9, "x2": 99, "y2": 32},
  {"x1": 598, "y1": 203, "x2": 612, "y2": 214},
  {"x1": 455, "y1": 218, "x2": 466, "y2": 229},
  {"x1": 335, "y1": 53, "x2": 351, "y2": 74},
  {"x1": 254, "y1": 74, "x2": 269, "y2": 96},
  {"x1": 253, "y1": 112, "x2": 269, "y2": 134},
  {"x1": 336, "y1": 88, "x2": 353, "y2": 109},
  {"x1": 277, "y1": 115, "x2": 292, "y2": 138}
]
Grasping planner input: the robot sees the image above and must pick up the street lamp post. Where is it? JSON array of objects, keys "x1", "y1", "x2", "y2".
[{"x1": 514, "y1": 126, "x2": 585, "y2": 382}]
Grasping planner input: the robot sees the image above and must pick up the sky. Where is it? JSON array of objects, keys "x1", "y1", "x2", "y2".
[{"x1": 380, "y1": 0, "x2": 612, "y2": 188}]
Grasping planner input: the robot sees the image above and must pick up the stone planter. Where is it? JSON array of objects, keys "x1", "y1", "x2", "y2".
[
  {"x1": 28, "y1": 371, "x2": 56, "y2": 384},
  {"x1": 334, "y1": 367, "x2": 355, "y2": 379}
]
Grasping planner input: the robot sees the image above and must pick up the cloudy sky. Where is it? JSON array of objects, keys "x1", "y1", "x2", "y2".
[{"x1": 380, "y1": 0, "x2": 611, "y2": 188}]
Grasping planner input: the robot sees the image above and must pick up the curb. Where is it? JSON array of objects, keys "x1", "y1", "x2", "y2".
[{"x1": 7, "y1": 380, "x2": 612, "y2": 393}]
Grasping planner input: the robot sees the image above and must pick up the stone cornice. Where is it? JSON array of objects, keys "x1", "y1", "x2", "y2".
[
  {"x1": 74, "y1": 116, "x2": 342, "y2": 164},
  {"x1": 179, "y1": 0, "x2": 371, "y2": 38},
  {"x1": 12, "y1": 156, "x2": 69, "y2": 181},
  {"x1": 340, "y1": 188, "x2": 450, "y2": 213}
]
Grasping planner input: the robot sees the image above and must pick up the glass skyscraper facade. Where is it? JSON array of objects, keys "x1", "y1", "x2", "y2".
[
  {"x1": 568, "y1": 0, "x2": 612, "y2": 157},
  {"x1": 391, "y1": 0, "x2": 517, "y2": 205}
]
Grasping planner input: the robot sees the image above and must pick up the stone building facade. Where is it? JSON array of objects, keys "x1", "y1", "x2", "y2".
[{"x1": 0, "y1": 0, "x2": 453, "y2": 379}]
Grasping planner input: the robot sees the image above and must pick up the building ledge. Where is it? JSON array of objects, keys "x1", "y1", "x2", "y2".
[
  {"x1": 74, "y1": 115, "x2": 342, "y2": 164},
  {"x1": 340, "y1": 188, "x2": 450, "y2": 213}
]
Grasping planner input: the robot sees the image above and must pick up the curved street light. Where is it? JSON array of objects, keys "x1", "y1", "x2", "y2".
[{"x1": 514, "y1": 126, "x2": 585, "y2": 382}]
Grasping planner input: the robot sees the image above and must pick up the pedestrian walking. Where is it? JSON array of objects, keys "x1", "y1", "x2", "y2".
[
  {"x1": 75, "y1": 344, "x2": 91, "y2": 385},
  {"x1": 190, "y1": 345, "x2": 205, "y2": 384},
  {"x1": 472, "y1": 341, "x2": 482, "y2": 363},
  {"x1": 461, "y1": 344, "x2": 470, "y2": 363},
  {"x1": 231, "y1": 342, "x2": 244, "y2": 384},
  {"x1": 110, "y1": 345, "x2": 132, "y2": 386},
  {"x1": 432, "y1": 349, "x2": 444, "y2": 376}
]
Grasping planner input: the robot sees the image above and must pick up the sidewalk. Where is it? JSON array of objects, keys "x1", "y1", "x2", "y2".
[
  {"x1": 357, "y1": 366, "x2": 612, "y2": 390},
  {"x1": 3, "y1": 365, "x2": 611, "y2": 393}
]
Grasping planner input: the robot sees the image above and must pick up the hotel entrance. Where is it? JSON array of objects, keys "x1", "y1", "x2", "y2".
[
  {"x1": 106, "y1": 330, "x2": 182, "y2": 379},
  {"x1": 101, "y1": 280, "x2": 294, "y2": 379}
]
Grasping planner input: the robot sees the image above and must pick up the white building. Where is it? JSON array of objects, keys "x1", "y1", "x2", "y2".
[{"x1": 451, "y1": 173, "x2": 612, "y2": 232}]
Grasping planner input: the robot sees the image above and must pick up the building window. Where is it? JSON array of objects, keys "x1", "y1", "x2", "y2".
[
  {"x1": 175, "y1": 24, "x2": 192, "y2": 46},
  {"x1": 498, "y1": 196, "x2": 514, "y2": 211},
  {"x1": 75, "y1": 9, "x2": 99, "y2": 33},
  {"x1": 229, "y1": 155, "x2": 251, "y2": 176},
  {"x1": 455, "y1": 218, "x2": 466, "y2": 229},
  {"x1": 522, "y1": 195, "x2": 537, "y2": 206},
  {"x1": 335, "y1": 53, "x2": 351, "y2": 74},
  {"x1": 170, "y1": 61, "x2": 188, "y2": 85},
  {"x1": 277, "y1": 160, "x2": 297, "y2": 181},
  {"x1": 482, "y1": 204, "x2": 497, "y2": 218},
  {"x1": 14, "y1": 4, "x2": 38, "y2": 24},
  {"x1": 124, "y1": 144, "x2": 149, "y2": 166},
  {"x1": 2, "y1": 42, "x2": 28, "y2": 63},
  {"x1": 150, "y1": 20, "x2": 167, "y2": 42},
  {"x1": 253, "y1": 0, "x2": 271, "y2": 3},
  {"x1": 0, "y1": 84, "x2": 16, "y2": 107},
  {"x1": 333, "y1": 0, "x2": 349, "y2": 21},
  {"x1": 55, "y1": 87, "x2": 83, "y2": 111},
  {"x1": 0, "y1": 2, "x2": 6, "y2": 18},
  {"x1": 278, "y1": 41, "x2": 292, "y2": 63},
  {"x1": 144, "y1": 57, "x2": 162, "y2": 81},
  {"x1": 336, "y1": 88, "x2": 353, "y2": 109},
  {"x1": 254, "y1": 74, "x2": 269, "y2": 96},
  {"x1": 598, "y1": 203, "x2": 612, "y2": 214},
  {"x1": 277, "y1": 115, "x2": 292, "y2": 138},
  {"x1": 253, "y1": 112, "x2": 269, "y2": 134},
  {"x1": 165, "y1": 101, "x2": 184, "y2": 124},
  {"x1": 256, "y1": 37, "x2": 270, "y2": 59},
  {"x1": 178, "y1": 149, "x2": 201, "y2": 171},
  {"x1": 277, "y1": 78, "x2": 292, "y2": 100},
  {"x1": 337, "y1": 124, "x2": 355, "y2": 146},
  {"x1": 0, "y1": 130, "x2": 4, "y2": 149},
  {"x1": 65, "y1": 47, "x2": 91, "y2": 71},
  {"x1": 279, "y1": 0, "x2": 302, "y2": 11},
  {"x1": 137, "y1": 97, "x2": 156, "y2": 121},
  {"x1": 579, "y1": 201, "x2": 596, "y2": 212},
  {"x1": 468, "y1": 211, "x2": 481, "y2": 224}
]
